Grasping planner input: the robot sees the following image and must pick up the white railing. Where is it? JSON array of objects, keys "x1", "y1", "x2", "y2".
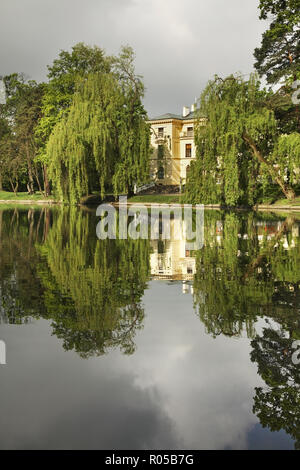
[
  {"x1": 180, "y1": 130, "x2": 194, "y2": 138},
  {"x1": 134, "y1": 182, "x2": 155, "y2": 194}
]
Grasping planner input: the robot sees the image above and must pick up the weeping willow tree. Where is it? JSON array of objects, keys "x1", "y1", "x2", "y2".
[
  {"x1": 45, "y1": 49, "x2": 150, "y2": 204},
  {"x1": 185, "y1": 73, "x2": 300, "y2": 206}
]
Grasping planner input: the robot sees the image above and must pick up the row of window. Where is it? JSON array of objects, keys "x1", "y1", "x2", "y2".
[
  {"x1": 157, "y1": 143, "x2": 192, "y2": 158},
  {"x1": 157, "y1": 127, "x2": 193, "y2": 138}
]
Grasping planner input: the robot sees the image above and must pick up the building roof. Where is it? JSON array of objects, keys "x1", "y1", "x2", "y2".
[{"x1": 149, "y1": 111, "x2": 196, "y2": 121}]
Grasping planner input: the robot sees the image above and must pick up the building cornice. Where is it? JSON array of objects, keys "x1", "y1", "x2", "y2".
[{"x1": 147, "y1": 118, "x2": 184, "y2": 124}]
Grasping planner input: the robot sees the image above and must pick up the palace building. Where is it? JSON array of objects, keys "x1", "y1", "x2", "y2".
[{"x1": 148, "y1": 104, "x2": 201, "y2": 187}]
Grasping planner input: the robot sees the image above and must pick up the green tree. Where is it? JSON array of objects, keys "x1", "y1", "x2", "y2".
[
  {"x1": 0, "y1": 75, "x2": 45, "y2": 194},
  {"x1": 111, "y1": 46, "x2": 151, "y2": 196},
  {"x1": 0, "y1": 117, "x2": 10, "y2": 190},
  {"x1": 46, "y1": 65, "x2": 150, "y2": 203},
  {"x1": 14, "y1": 81, "x2": 45, "y2": 194},
  {"x1": 254, "y1": 0, "x2": 300, "y2": 84},
  {"x1": 185, "y1": 74, "x2": 300, "y2": 205},
  {"x1": 254, "y1": 1, "x2": 300, "y2": 132},
  {"x1": 35, "y1": 43, "x2": 110, "y2": 148},
  {"x1": 35, "y1": 43, "x2": 111, "y2": 195}
]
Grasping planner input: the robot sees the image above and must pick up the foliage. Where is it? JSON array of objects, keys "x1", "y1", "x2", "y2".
[
  {"x1": 35, "y1": 43, "x2": 110, "y2": 159},
  {"x1": 254, "y1": 0, "x2": 300, "y2": 84},
  {"x1": 0, "y1": 44, "x2": 150, "y2": 203},
  {"x1": 0, "y1": 75, "x2": 45, "y2": 194},
  {"x1": 45, "y1": 54, "x2": 150, "y2": 203},
  {"x1": 185, "y1": 74, "x2": 300, "y2": 205}
]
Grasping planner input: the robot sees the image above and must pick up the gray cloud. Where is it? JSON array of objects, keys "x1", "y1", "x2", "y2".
[
  {"x1": 0, "y1": 320, "x2": 179, "y2": 450},
  {"x1": 0, "y1": 282, "x2": 293, "y2": 449},
  {"x1": 0, "y1": 1, "x2": 267, "y2": 118}
]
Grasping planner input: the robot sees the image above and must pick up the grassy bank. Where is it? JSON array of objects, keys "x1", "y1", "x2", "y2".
[
  {"x1": 1, "y1": 190, "x2": 299, "y2": 208},
  {"x1": 127, "y1": 194, "x2": 182, "y2": 204},
  {"x1": 0, "y1": 191, "x2": 49, "y2": 201},
  {"x1": 271, "y1": 196, "x2": 300, "y2": 206}
]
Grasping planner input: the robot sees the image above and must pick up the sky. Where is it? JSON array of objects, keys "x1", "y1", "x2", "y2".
[{"x1": 0, "y1": 0, "x2": 267, "y2": 116}]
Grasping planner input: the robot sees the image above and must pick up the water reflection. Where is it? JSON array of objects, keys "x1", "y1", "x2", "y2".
[
  {"x1": 1, "y1": 208, "x2": 150, "y2": 357},
  {"x1": 0, "y1": 206, "x2": 299, "y2": 449}
]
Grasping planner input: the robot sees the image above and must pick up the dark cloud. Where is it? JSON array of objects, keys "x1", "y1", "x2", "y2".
[
  {"x1": 0, "y1": 320, "x2": 179, "y2": 450},
  {"x1": 0, "y1": 283, "x2": 291, "y2": 449},
  {"x1": 0, "y1": 0, "x2": 266, "y2": 115}
]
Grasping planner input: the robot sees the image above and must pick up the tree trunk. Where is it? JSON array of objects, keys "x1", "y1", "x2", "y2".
[
  {"x1": 9, "y1": 179, "x2": 18, "y2": 195},
  {"x1": 243, "y1": 133, "x2": 295, "y2": 201},
  {"x1": 27, "y1": 143, "x2": 35, "y2": 194},
  {"x1": 33, "y1": 165, "x2": 45, "y2": 197},
  {"x1": 0, "y1": 210, "x2": 2, "y2": 242},
  {"x1": 43, "y1": 165, "x2": 50, "y2": 197}
]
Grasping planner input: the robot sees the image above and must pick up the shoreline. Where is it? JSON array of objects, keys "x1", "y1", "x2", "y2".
[
  {"x1": 0, "y1": 199, "x2": 57, "y2": 205},
  {"x1": 112, "y1": 202, "x2": 300, "y2": 212},
  {"x1": 1, "y1": 198, "x2": 300, "y2": 212}
]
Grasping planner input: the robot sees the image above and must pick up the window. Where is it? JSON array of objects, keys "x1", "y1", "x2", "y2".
[
  {"x1": 187, "y1": 127, "x2": 193, "y2": 137},
  {"x1": 158, "y1": 239, "x2": 165, "y2": 254},
  {"x1": 157, "y1": 144, "x2": 164, "y2": 159},
  {"x1": 157, "y1": 166, "x2": 164, "y2": 179},
  {"x1": 185, "y1": 143, "x2": 192, "y2": 158},
  {"x1": 158, "y1": 127, "x2": 164, "y2": 138}
]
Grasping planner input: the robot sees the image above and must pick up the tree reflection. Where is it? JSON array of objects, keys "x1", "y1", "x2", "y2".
[
  {"x1": 192, "y1": 210, "x2": 300, "y2": 448},
  {"x1": 1, "y1": 206, "x2": 300, "y2": 446},
  {"x1": 0, "y1": 208, "x2": 47, "y2": 323},
  {"x1": 37, "y1": 208, "x2": 150, "y2": 357},
  {"x1": 193, "y1": 211, "x2": 300, "y2": 338},
  {"x1": 0, "y1": 207, "x2": 150, "y2": 356},
  {"x1": 251, "y1": 324, "x2": 300, "y2": 450}
]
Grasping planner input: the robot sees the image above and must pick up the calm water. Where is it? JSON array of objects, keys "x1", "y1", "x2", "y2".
[{"x1": 0, "y1": 207, "x2": 299, "y2": 450}]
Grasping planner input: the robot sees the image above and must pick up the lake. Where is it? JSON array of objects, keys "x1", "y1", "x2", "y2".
[{"x1": 0, "y1": 206, "x2": 299, "y2": 449}]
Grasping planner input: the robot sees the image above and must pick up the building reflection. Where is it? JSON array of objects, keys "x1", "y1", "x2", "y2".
[
  {"x1": 149, "y1": 216, "x2": 300, "y2": 293},
  {"x1": 150, "y1": 217, "x2": 196, "y2": 295}
]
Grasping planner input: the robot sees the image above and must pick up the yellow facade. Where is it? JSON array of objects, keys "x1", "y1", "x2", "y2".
[{"x1": 148, "y1": 105, "x2": 198, "y2": 186}]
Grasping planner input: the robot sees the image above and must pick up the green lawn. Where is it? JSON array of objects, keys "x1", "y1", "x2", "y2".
[
  {"x1": 1, "y1": 190, "x2": 299, "y2": 207},
  {"x1": 0, "y1": 191, "x2": 49, "y2": 201},
  {"x1": 128, "y1": 194, "x2": 182, "y2": 204},
  {"x1": 272, "y1": 196, "x2": 300, "y2": 206},
  {"x1": 129, "y1": 194, "x2": 300, "y2": 206}
]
